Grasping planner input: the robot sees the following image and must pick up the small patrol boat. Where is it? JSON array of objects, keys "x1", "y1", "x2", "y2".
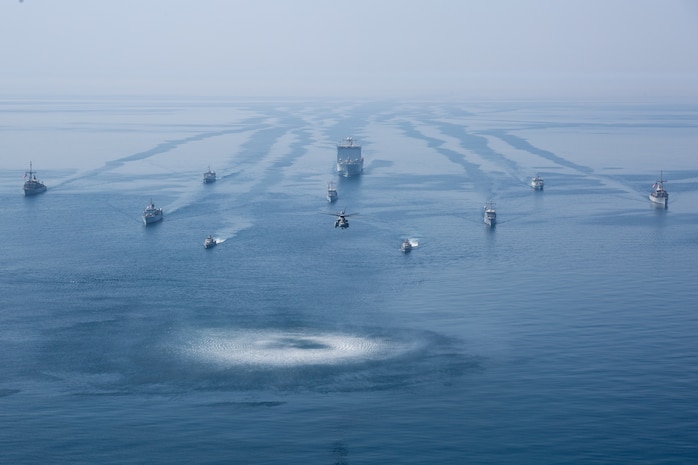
[
  {"x1": 203, "y1": 235, "x2": 218, "y2": 249},
  {"x1": 401, "y1": 239, "x2": 412, "y2": 253}
]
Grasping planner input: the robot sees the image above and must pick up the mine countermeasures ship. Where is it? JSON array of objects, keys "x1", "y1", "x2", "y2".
[
  {"x1": 649, "y1": 171, "x2": 668, "y2": 208},
  {"x1": 336, "y1": 137, "x2": 364, "y2": 177},
  {"x1": 484, "y1": 202, "x2": 496, "y2": 227},
  {"x1": 142, "y1": 200, "x2": 163, "y2": 225},
  {"x1": 23, "y1": 162, "x2": 47, "y2": 196}
]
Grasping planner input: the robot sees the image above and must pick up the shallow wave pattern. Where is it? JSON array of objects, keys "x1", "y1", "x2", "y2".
[{"x1": 186, "y1": 329, "x2": 415, "y2": 368}]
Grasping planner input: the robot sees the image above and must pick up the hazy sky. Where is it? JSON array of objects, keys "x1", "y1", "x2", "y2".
[{"x1": 2, "y1": 0, "x2": 697, "y2": 99}]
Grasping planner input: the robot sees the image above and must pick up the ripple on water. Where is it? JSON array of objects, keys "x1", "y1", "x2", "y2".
[{"x1": 184, "y1": 329, "x2": 419, "y2": 368}]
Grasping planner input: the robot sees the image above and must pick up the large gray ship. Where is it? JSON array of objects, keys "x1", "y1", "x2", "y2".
[
  {"x1": 23, "y1": 162, "x2": 47, "y2": 196},
  {"x1": 336, "y1": 137, "x2": 364, "y2": 177}
]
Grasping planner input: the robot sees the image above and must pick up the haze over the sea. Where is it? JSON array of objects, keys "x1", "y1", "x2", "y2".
[{"x1": 1, "y1": 0, "x2": 697, "y2": 101}]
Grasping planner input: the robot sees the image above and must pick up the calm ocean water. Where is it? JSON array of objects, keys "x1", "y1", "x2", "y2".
[{"x1": 1, "y1": 98, "x2": 698, "y2": 464}]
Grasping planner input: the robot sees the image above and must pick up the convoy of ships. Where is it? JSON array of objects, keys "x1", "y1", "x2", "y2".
[{"x1": 19, "y1": 141, "x2": 672, "y2": 252}]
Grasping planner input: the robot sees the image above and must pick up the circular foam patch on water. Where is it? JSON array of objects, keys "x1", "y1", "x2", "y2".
[{"x1": 184, "y1": 328, "x2": 415, "y2": 368}]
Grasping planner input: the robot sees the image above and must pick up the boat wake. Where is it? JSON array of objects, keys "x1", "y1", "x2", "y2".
[
  {"x1": 183, "y1": 328, "x2": 419, "y2": 368},
  {"x1": 213, "y1": 220, "x2": 253, "y2": 243},
  {"x1": 165, "y1": 326, "x2": 478, "y2": 392}
]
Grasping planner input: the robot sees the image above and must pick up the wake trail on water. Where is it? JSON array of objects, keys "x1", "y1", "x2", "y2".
[{"x1": 183, "y1": 328, "x2": 423, "y2": 368}]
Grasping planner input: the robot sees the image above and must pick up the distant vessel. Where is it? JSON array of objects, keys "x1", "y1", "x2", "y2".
[
  {"x1": 23, "y1": 162, "x2": 47, "y2": 196},
  {"x1": 142, "y1": 200, "x2": 163, "y2": 225},
  {"x1": 484, "y1": 201, "x2": 496, "y2": 227},
  {"x1": 401, "y1": 239, "x2": 412, "y2": 253},
  {"x1": 203, "y1": 235, "x2": 218, "y2": 249},
  {"x1": 531, "y1": 174, "x2": 544, "y2": 190},
  {"x1": 326, "y1": 181, "x2": 338, "y2": 202},
  {"x1": 649, "y1": 171, "x2": 668, "y2": 208},
  {"x1": 203, "y1": 166, "x2": 217, "y2": 184},
  {"x1": 336, "y1": 137, "x2": 364, "y2": 177}
]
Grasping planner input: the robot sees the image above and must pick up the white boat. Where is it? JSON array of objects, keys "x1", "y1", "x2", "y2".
[
  {"x1": 531, "y1": 174, "x2": 544, "y2": 190},
  {"x1": 326, "y1": 181, "x2": 338, "y2": 202},
  {"x1": 23, "y1": 162, "x2": 47, "y2": 196},
  {"x1": 203, "y1": 166, "x2": 217, "y2": 184},
  {"x1": 649, "y1": 171, "x2": 668, "y2": 208},
  {"x1": 203, "y1": 235, "x2": 217, "y2": 249},
  {"x1": 142, "y1": 200, "x2": 163, "y2": 225},
  {"x1": 484, "y1": 201, "x2": 496, "y2": 227},
  {"x1": 336, "y1": 137, "x2": 364, "y2": 177},
  {"x1": 400, "y1": 239, "x2": 412, "y2": 253}
]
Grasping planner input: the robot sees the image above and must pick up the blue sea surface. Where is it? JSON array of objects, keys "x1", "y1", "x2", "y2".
[{"x1": 1, "y1": 98, "x2": 698, "y2": 464}]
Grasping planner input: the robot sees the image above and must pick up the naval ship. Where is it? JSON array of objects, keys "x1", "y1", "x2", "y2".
[
  {"x1": 336, "y1": 137, "x2": 364, "y2": 177},
  {"x1": 142, "y1": 199, "x2": 163, "y2": 225},
  {"x1": 649, "y1": 171, "x2": 668, "y2": 208},
  {"x1": 23, "y1": 162, "x2": 47, "y2": 196},
  {"x1": 484, "y1": 201, "x2": 497, "y2": 227},
  {"x1": 203, "y1": 166, "x2": 216, "y2": 184},
  {"x1": 326, "y1": 181, "x2": 338, "y2": 202}
]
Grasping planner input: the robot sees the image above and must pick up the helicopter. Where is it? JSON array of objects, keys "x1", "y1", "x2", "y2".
[{"x1": 323, "y1": 208, "x2": 359, "y2": 229}]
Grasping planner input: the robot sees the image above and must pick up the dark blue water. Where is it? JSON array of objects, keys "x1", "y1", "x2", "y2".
[{"x1": 2, "y1": 98, "x2": 698, "y2": 464}]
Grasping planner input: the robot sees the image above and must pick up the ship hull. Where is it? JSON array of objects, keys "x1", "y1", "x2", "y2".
[
  {"x1": 337, "y1": 161, "x2": 363, "y2": 177},
  {"x1": 23, "y1": 163, "x2": 46, "y2": 196},
  {"x1": 649, "y1": 194, "x2": 668, "y2": 208},
  {"x1": 336, "y1": 137, "x2": 363, "y2": 177},
  {"x1": 23, "y1": 185, "x2": 47, "y2": 196},
  {"x1": 143, "y1": 214, "x2": 163, "y2": 225}
]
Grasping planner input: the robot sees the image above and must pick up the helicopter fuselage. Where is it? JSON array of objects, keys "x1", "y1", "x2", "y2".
[{"x1": 334, "y1": 217, "x2": 349, "y2": 229}]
